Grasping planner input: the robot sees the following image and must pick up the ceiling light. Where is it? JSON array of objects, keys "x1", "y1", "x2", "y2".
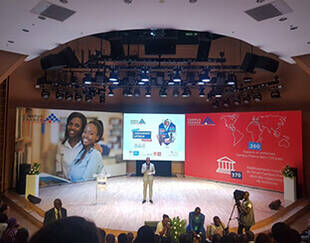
[
  {"x1": 41, "y1": 89, "x2": 50, "y2": 99},
  {"x1": 145, "y1": 87, "x2": 151, "y2": 98},
  {"x1": 140, "y1": 67, "x2": 150, "y2": 82},
  {"x1": 182, "y1": 87, "x2": 191, "y2": 98},
  {"x1": 159, "y1": 87, "x2": 168, "y2": 97},
  {"x1": 199, "y1": 88, "x2": 205, "y2": 97},
  {"x1": 83, "y1": 73, "x2": 93, "y2": 85},
  {"x1": 35, "y1": 77, "x2": 46, "y2": 89},
  {"x1": 109, "y1": 68, "x2": 118, "y2": 82},
  {"x1": 200, "y1": 68, "x2": 210, "y2": 82},
  {"x1": 227, "y1": 73, "x2": 237, "y2": 86},
  {"x1": 243, "y1": 77, "x2": 252, "y2": 82},
  {"x1": 65, "y1": 91, "x2": 73, "y2": 101},
  {"x1": 233, "y1": 96, "x2": 241, "y2": 106},
  {"x1": 56, "y1": 90, "x2": 64, "y2": 100},
  {"x1": 271, "y1": 89, "x2": 280, "y2": 98},
  {"x1": 108, "y1": 87, "x2": 114, "y2": 97},
  {"x1": 243, "y1": 94, "x2": 251, "y2": 104},
  {"x1": 75, "y1": 92, "x2": 82, "y2": 102},
  {"x1": 127, "y1": 87, "x2": 133, "y2": 97},
  {"x1": 99, "y1": 94, "x2": 105, "y2": 104},
  {"x1": 85, "y1": 94, "x2": 92, "y2": 103},
  {"x1": 134, "y1": 87, "x2": 141, "y2": 97},
  {"x1": 172, "y1": 67, "x2": 182, "y2": 82},
  {"x1": 223, "y1": 99, "x2": 230, "y2": 108},
  {"x1": 253, "y1": 92, "x2": 262, "y2": 102},
  {"x1": 173, "y1": 88, "x2": 179, "y2": 97}
]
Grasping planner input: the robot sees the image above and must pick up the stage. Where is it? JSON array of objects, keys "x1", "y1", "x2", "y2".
[{"x1": 33, "y1": 176, "x2": 286, "y2": 232}]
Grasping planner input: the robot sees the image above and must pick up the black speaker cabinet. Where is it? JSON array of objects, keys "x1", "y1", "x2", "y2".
[
  {"x1": 16, "y1": 164, "x2": 31, "y2": 194},
  {"x1": 40, "y1": 53, "x2": 67, "y2": 70},
  {"x1": 59, "y1": 47, "x2": 80, "y2": 68},
  {"x1": 241, "y1": 52, "x2": 279, "y2": 73},
  {"x1": 197, "y1": 41, "x2": 211, "y2": 60},
  {"x1": 27, "y1": 194, "x2": 41, "y2": 204},
  {"x1": 110, "y1": 40, "x2": 125, "y2": 59}
]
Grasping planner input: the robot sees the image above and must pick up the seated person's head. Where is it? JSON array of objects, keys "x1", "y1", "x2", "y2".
[
  {"x1": 118, "y1": 233, "x2": 128, "y2": 243},
  {"x1": 211, "y1": 233, "x2": 221, "y2": 243},
  {"x1": 255, "y1": 233, "x2": 272, "y2": 243},
  {"x1": 271, "y1": 222, "x2": 291, "y2": 243},
  {"x1": 15, "y1": 228, "x2": 29, "y2": 243},
  {"x1": 135, "y1": 225, "x2": 154, "y2": 243},
  {"x1": 127, "y1": 232, "x2": 134, "y2": 243},
  {"x1": 53, "y1": 199, "x2": 62, "y2": 210},
  {"x1": 100, "y1": 229, "x2": 106, "y2": 243},
  {"x1": 0, "y1": 213, "x2": 8, "y2": 224},
  {"x1": 29, "y1": 216, "x2": 101, "y2": 243},
  {"x1": 194, "y1": 207, "x2": 201, "y2": 216},
  {"x1": 246, "y1": 231, "x2": 255, "y2": 241},
  {"x1": 0, "y1": 203, "x2": 9, "y2": 215},
  {"x1": 213, "y1": 216, "x2": 221, "y2": 226},
  {"x1": 106, "y1": 234, "x2": 115, "y2": 243},
  {"x1": 162, "y1": 214, "x2": 170, "y2": 225}
]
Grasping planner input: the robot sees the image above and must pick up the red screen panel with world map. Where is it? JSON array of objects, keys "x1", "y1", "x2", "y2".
[{"x1": 185, "y1": 110, "x2": 303, "y2": 192}]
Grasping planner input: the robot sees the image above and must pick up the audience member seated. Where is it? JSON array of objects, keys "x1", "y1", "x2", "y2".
[
  {"x1": 271, "y1": 222, "x2": 291, "y2": 243},
  {"x1": 43, "y1": 199, "x2": 67, "y2": 226},
  {"x1": 14, "y1": 228, "x2": 29, "y2": 243},
  {"x1": 220, "y1": 232, "x2": 239, "y2": 243},
  {"x1": 127, "y1": 232, "x2": 134, "y2": 243},
  {"x1": 0, "y1": 204, "x2": 9, "y2": 217},
  {"x1": 0, "y1": 213, "x2": 8, "y2": 238},
  {"x1": 179, "y1": 233, "x2": 192, "y2": 243},
  {"x1": 255, "y1": 233, "x2": 272, "y2": 243},
  {"x1": 210, "y1": 233, "x2": 221, "y2": 243},
  {"x1": 118, "y1": 233, "x2": 129, "y2": 243},
  {"x1": 1, "y1": 218, "x2": 19, "y2": 243},
  {"x1": 186, "y1": 207, "x2": 206, "y2": 242},
  {"x1": 206, "y1": 216, "x2": 226, "y2": 241},
  {"x1": 300, "y1": 218, "x2": 310, "y2": 243},
  {"x1": 155, "y1": 214, "x2": 171, "y2": 239},
  {"x1": 100, "y1": 229, "x2": 106, "y2": 243},
  {"x1": 29, "y1": 216, "x2": 101, "y2": 243},
  {"x1": 135, "y1": 225, "x2": 155, "y2": 243},
  {"x1": 106, "y1": 234, "x2": 115, "y2": 243},
  {"x1": 246, "y1": 230, "x2": 255, "y2": 243}
]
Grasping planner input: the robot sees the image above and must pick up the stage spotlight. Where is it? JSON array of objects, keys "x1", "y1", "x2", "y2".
[
  {"x1": 199, "y1": 88, "x2": 205, "y2": 97},
  {"x1": 172, "y1": 67, "x2": 182, "y2": 82},
  {"x1": 212, "y1": 100, "x2": 219, "y2": 109},
  {"x1": 233, "y1": 96, "x2": 241, "y2": 106},
  {"x1": 99, "y1": 94, "x2": 105, "y2": 104},
  {"x1": 243, "y1": 77, "x2": 252, "y2": 83},
  {"x1": 140, "y1": 67, "x2": 150, "y2": 82},
  {"x1": 56, "y1": 90, "x2": 64, "y2": 100},
  {"x1": 215, "y1": 90, "x2": 222, "y2": 98},
  {"x1": 75, "y1": 92, "x2": 82, "y2": 102},
  {"x1": 70, "y1": 73, "x2": 79, "y2": 87},
  {"x1": 134, "y1": 87, "x2": 141, "y2": 97},
  {"x1": 109, "y1": 68, "x2": 118, "y2": 82},
  {"x1": 85, "y1": 93, "x2": 92, "y2": 103},
  {"x1": 243, "y1": 94, "x2": 251, "y2": 104},
  {"x1": 227, "y1": 74, "x2": 237, "y2": 86},
  {"x1": 65, "y1": 91, "x2": 73, "y2": 101},
  {"x1": 127, "y1": 87, "x2": 133, "y2": 97},
  {"x1": 182, "y1": 87, "x2": 191, "y2": 98},
  {"x1": 108, "y1": 87, "x2": 115, "y2": 97},
  {"x1": 145, "y1": 87, "x2": 152, "y2": 98},
  {"x1": 271, "y1": 89, "x2": 280, "y2": 98},
  {"x1": 35, "y1": 77, "x2": 46, "y2": 89},
  {"x1": 200, "y1": 68, "x2": 210, "y2": 83},
  {"x1": 95, "y1": 71, "x2": 105, "y2": 83},
  {"x1": 173, "y1": 88, "x2": 179, "y2": 97},
  {"x1": 253, "y1": 92, "x2": 262, "y2": 102},
  {"x1": 223, "y1": 99, "x2": 230, "y2": 108},
  {"x1": 122, "y1": 88, "x2": 128, "y2": 97},
  {"x1": 83, "y1": 73, "x2": 93, "y2": 85},
  {"x1": 168, "y1": 80, "x2": 175, "y2": 86},
  {"x1": 138, "y1": 81, "x2": 145, "y2": 85},
  {"x1": 41, "y1": 89, "x2": 50, "y2": 99},
  {"x1": 159, "y1": 87, "x2": 168, "y2": 97}
]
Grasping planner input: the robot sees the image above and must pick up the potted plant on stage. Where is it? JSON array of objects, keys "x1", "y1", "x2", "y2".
[
  {"x1": 170, "y1": 216, "x2": 186, "y2": 243},
  {"x1": 25, "y1": 163, "x2": 40, "y2": 199},
  {"x1": 282, "y1": 164, "x2": 297, "y2": 202}
]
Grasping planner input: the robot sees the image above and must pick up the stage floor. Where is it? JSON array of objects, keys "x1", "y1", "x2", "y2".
[{"x1": 37, "y1": 176, "x2": 285, "y2": 232}]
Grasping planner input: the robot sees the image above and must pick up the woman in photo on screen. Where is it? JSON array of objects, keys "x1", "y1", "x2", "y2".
[
  {"x1": 69, "y1": 119, "x2": 104, "y2": 182},
  {"x1": 55, "y1": 112, "x2": 87, "y2": 179}
]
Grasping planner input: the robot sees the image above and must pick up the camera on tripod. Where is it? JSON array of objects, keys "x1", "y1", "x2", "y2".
[{"x1": 233, "y1": 189, "x2": 245, "y2": 204}]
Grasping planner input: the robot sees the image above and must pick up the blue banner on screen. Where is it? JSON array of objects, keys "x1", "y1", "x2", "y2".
[{"x1": 123, "y1": 113, "x2": 185, "y2": 161}]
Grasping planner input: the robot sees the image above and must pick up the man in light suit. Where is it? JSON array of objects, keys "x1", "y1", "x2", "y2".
[
  {"x1": 141, "y1": 157, "x2": 155, "y2": 204},
  {"x1": 43, "y1": 198, "x2": 67, "y2": 226}
]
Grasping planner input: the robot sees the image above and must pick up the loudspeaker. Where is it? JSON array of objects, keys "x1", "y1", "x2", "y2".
[
  {"x1": 197, "y1": 41, "x2": 211, "y2": 60},
  {"x1": 40, "y1": 53, "x2": 67, "y2": 70},
  {"x1": 110, "y1": 40, "x2": 125, "y2": 59},
  {"x1": 59, "y1": 47, "x2": 80, "y2": 68},
  {"x1": 145, "y1": 40, "x2": 176, "y2": 55},
  {"x1": 16, "y1": 164, "x2": 31, "y2": 194},
  {"x1": 269, "y1": 199, "x2": 281, "y2": 210},
  {"x1": 27, "y1": 194, "x2": 41, "y2": 204},
  {"x1": 241, "y1": 52, "x2": 279, "y2": 73},
  {"x1": 40, "y1": 47, "x2": 80, "y2": 70}
]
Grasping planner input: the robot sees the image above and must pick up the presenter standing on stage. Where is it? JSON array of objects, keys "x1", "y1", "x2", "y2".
[{"x1": 141, "y1": 157, "x2": 155, "y2": 204}]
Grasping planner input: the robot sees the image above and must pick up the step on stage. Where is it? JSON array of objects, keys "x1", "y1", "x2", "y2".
[{"x1": 18, "y1": 176, "x2": 287, "y2": 232}]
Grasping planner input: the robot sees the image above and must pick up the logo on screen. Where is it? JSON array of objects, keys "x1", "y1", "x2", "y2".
[
  {"x1": 139, "y1": 119, "x2": 146, "y2": 125},
  {"x1": 44, "y1": 113, "x2": 61, "y2": 123},
  {"x1": 201, "y1": 116, "x2": 215, "y2": 126},
  {"x1": 133, "y1": 151, "x2": 139, "y2": 156}
]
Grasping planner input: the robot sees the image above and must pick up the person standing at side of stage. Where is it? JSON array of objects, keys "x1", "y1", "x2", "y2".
[
  {"x1": 43, "y1": 199, "x2": 67, "y2": 226},
  {"x1": 141, "y1": 157, "x2": 155, "y2": 204},
  {"x1": 237, "y1": 191, "x2": 255, "y2": 234}
]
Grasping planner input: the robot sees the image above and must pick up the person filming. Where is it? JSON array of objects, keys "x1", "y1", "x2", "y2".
[{"x1": 237, "y1": 191, "x2": 255, "y2": 234}]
